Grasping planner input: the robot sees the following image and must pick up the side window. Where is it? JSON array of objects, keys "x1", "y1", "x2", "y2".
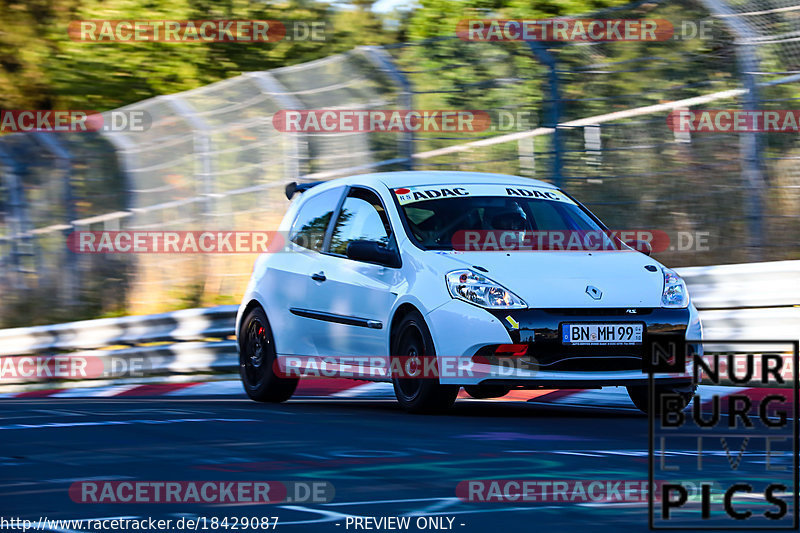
[
  {"x1": 289, "y1": 188, "x2": 343, "y2": 251},
  {"x1": 329, "y1": 189, "x2": 392, "y2": 256}
]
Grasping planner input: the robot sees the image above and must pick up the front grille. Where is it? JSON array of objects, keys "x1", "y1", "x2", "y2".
[
  {"x1": 474, "y1": 348, "x2": 675, "y2": 372},
  {"x1": 475, "y1": 326, "x2": 688, "y2": 373},
  {"x1": 488, "y1": 308, "x2": 691, "y2": 363},
  {"x1": 531, "y1": 355, "x2": 643, "y2": 372},
  {"x1": 541, "y1": 308, "x2": 653, "y2": 316}
]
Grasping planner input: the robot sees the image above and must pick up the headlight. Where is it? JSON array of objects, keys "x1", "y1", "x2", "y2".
[
  {"x1": 662, "y1": 268, "x2": 689, "y2": 308},
  {"x1": 446, "y1": 269, "x2": 527, "y2": 309}
]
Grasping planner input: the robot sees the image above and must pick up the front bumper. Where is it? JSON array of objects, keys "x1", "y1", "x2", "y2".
[{"x1": 426, "y1": 300, "x2": 698, "y2": 386}]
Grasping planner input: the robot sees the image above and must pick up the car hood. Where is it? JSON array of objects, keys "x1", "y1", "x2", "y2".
[{"x1": 437, "y1": 250, "x2": 666, "y2": 308}]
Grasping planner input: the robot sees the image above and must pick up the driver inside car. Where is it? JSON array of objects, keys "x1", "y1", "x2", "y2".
[{"x1": 487, "y1": 203, "x2": 530, "y2": 231}]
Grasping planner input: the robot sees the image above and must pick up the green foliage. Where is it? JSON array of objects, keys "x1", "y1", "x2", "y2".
[
  {"x1": 0, "y1": 0, "x2": 656, "y2": 112},
  {"x1": 406, "y1": 0, "x2": 634, "y2": 40},
  {"x1": 0, "y1": 0, "x2": 395, "y2": 111}
]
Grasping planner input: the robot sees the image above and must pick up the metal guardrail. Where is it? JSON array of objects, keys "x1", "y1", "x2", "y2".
[
  {"x1": 679, "y1": 260, "x2": 800, "y2": 309},
  {"x1": 0, "y1": 260, "x2": 797, "y2": 387},
  {"x1": 678, "y1": 260, "x2": 800, "y2": 355},
  {"x1": 0, "y1": 305, "x2": 235, "y2": 356}
]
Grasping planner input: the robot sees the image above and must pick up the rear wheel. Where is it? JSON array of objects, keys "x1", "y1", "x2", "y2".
[
  {"x1": 391, "y1": 311, "x2": 459, "y2": 413},
  {"x1": 239, "y1": 307, "x2": 298, "y2": 402},
  {"x1": 627, "y1": 382, "x2": 696, "y2": 415}
]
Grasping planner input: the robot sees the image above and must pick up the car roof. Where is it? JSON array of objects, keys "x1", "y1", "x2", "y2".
[
  {"x1": 299, "y1": 171, "x2": 557, "y2": 197},
  {"x1": 375, "y1": 171, "x2": 556, "y2": 189}
]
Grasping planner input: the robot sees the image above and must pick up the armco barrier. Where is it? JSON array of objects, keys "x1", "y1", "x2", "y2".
[
  {"x1": 678, "y1": 260, "x2": 800, "y2": 308},
  {"x1": 0, "y1": 260, "x2": 797, "y2": 387},
  {"x1": 0, "y1": 305, "x2": 235, "y2": 356}
]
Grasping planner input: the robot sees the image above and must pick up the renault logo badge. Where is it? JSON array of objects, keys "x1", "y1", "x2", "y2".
[{"x1": 586, "y1": 285, "x2": 602, "y2": 300}]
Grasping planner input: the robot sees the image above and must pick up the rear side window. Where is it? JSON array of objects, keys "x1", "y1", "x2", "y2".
[{"x1": 289, "y1": 187, "x2": 343, "y2": 251}]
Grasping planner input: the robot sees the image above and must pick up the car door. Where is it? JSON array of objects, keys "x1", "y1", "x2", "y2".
[
  {"x1": 305, "y1": 187, "x2": 400, "y2": 363},
  {"x1": 265, "y1": 186, "x2": 344, "y2": 357}
]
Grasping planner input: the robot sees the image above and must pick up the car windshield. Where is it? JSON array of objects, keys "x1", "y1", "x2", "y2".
[{"x1": 393, "y1": 183, "x2": 620, "y2": 251}]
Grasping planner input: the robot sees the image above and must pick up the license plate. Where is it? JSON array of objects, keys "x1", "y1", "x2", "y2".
[{"x1": 562, "y1": 323, "x2": 643, "y2": 345}]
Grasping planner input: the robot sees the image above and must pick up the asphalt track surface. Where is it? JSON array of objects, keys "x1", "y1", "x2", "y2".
[{"x1": 0, "y1": 391, "x2": 795, "y2": 533}]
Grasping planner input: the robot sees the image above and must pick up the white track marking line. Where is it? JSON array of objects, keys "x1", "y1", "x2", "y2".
[
  {"x1": 695, "y1": 385, "x2": 749, "y2": 402},
  {"x1": 50, "y1": 385, "x2": 139, "y2": 398},
  {"x1": 550, "y1": 387, "x2": 634, "y2": 407},
  {"x1": 165, "y1": 381, "x2": 243, "y2": 396},
  {"x1": 331, "y1": 382, "x2": 394, "y2": 398},
  {"x1": 402, "y1": 497, "x2": 460, "y2": 516},
  {"x1": 274, "y1": 506, "x2": 355, "y2": 525},
  {"x1": 554, "y1": 451, "x2": 606, "y2": 457},
  {"x1": 323, "y1": 497, "x2": 453, "y2": 507},
  {"x1": 0, "y1": 417, "x2": 258, "y2": 430}
]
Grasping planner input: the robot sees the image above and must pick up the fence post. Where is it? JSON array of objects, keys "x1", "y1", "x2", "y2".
[
  {"x1": 30, "y1": 132, "x2": 78, "y2": 307},
  {"x1": 527, "y1": 41, "x2": 564, "y2": 189},
  {"x1": 163, "y1": 95, "x2": 214, "y2": 224},
  {"x1": 162, "y1": 96, "x2": 214, "y2": 301},
  {"x1": 0, "y1": 142, "x2": 32, "y2": 289},
  {"x1": 699, "y1": 0, "x2": 765, "y2": 260},
  {"x1": 360, "y1": 46, "x2": 414, "y2": 170},
  {"x1": 246, "y1": 71, "x2": 310, "y2": 180},
  {"x1": 100, "y1": 113, "x2": 137, "y2": 211}
]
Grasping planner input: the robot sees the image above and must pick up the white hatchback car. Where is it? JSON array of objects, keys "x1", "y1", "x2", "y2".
[{"x1": 236, "y1": 171, "x2": 702, "y2": 413}]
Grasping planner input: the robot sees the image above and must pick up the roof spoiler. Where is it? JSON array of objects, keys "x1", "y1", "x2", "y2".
[{"x1": 285, "y1": 181, "x2": 324, "y2": 200}]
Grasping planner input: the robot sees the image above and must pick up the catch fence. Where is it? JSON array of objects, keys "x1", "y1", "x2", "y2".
[{"x1": 1, "y1": 0, "x2": 799, "y2": 325}]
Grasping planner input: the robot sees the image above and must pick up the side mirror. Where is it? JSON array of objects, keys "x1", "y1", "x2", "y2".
[
  {"x1": 346, "y1": 240, "x2": 400, "y2": 267},
  {"x1": 625, "y1": 239, "x2": 652, "y2": 256}
]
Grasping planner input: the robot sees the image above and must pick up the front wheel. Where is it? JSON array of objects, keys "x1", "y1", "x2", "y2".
[
  {"x1": 391, "y1": 311, "x2": 459, "y2": 413},
  {"x1": 627, "y1": 383, "x2": 696, "y2": 415},
  {"x1": 238, "y1": 307, "x2": 298, "y2": 402}
]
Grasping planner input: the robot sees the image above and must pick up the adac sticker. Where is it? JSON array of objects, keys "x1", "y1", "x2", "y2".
[
  {"x1": 394, "y1": 186, "x2": 470, "y2": 205},
  {"x1": 393, "y1": 184, "x2": 575, "y2": 205},
  {"x1": 503, "y1": 186, "x2": 575, "y2": 204}
]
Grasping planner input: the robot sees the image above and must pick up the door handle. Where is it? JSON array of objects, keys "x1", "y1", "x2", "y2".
[{"x1": 311, "y1": 271, "x2": 326, "y2": 282}]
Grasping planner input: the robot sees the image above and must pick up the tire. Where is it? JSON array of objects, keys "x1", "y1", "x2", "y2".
[
  {"x1": 627, "y1": 382, "x2": 696, "y2": 415},
  {"x1": 238, "y1": 306, "x2": 298, "y2": 403},
  {"x1": 464, "y1": 385, "x2": 511, "y2": 399},
  {"x1": 391, "y1": 311, "x2": 459, "y2": 413}
]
